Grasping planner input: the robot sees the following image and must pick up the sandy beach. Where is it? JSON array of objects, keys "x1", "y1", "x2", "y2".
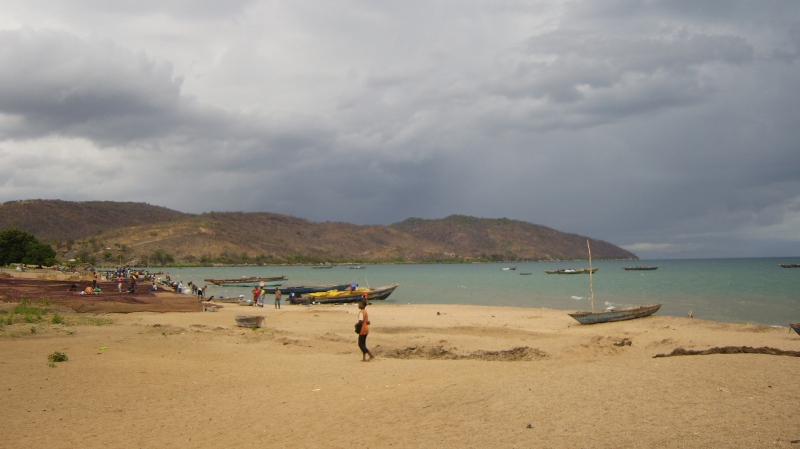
[{"x1": 1, "y1": 270, "x2": 799, "y2": 448}]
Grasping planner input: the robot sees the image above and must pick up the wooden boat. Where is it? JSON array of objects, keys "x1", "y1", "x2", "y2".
[
  {"x1": 545, "y1": 268, "x2": 598, "y2": 274},
  {"x1": 204, "y1": 276, "x2": 287, "y2": 287},
  {"x1": 778, "y1": 264, "x2": 800, "y2": 268},
  {"x1": 624, "y1": 266, "x2": 658, "y2": 271},
  {"x1": 569, "y1": 304, "x2": 662, "y2": 325},
  {"x1": 311, "y1": 265, "x2": 333, "y2": 269},
  {"x1": 500, "y1": 267, "x2": 517, "y2": 271},
  {"x1": 304, "y1": 284, "x2": 399, "y2": 304},
  {"x1": 567, "y1": 240, "x2": 660, "y2": 325},
  {"x1": 235, "y1": 315, "x2": 264, "y2": 328},
  {"x1": 260, "y1": 283, "x2": 352, "y2": 295},
  {"x1": 349, "y1": 265, "x2": 366, "y2": 269},
  {"x1": 519, "y1": 272, "x2": 532, "y2": 275},
  {"x1": 790, "y1": 323, "x2": 800, "y2": 336}
]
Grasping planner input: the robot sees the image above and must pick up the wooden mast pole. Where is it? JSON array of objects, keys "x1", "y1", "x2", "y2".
[{"x1": 587, "y1": 239, "x2": 595, "y2": 313}]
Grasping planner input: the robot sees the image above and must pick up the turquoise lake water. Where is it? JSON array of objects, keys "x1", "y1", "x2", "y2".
[{"x1": 147, "y1": 258, "x2": 800, "y2": 327}]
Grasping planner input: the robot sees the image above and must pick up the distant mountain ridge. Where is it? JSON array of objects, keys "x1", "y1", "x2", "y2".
[{"x1": 0, "y1": 200, "x2": 637, "y2": 265}]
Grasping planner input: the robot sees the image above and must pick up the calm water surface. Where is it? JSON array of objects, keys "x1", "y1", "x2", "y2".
[{"x1": 146, "y1": 258, "x2": 800, "y2": 326}]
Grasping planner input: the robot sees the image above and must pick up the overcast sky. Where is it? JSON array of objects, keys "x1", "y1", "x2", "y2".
[{"x1": 1, "y1": 1, "x2": 799, "y2": 259}]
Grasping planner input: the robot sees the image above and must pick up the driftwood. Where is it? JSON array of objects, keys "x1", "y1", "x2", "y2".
[{"x1": 654, "y1": 346, "x2": 800, "y2": 358}]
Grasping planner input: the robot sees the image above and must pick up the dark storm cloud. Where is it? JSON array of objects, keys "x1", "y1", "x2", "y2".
[{"x1": 1, "y1": 1, "x2": 799, "y2": 258}]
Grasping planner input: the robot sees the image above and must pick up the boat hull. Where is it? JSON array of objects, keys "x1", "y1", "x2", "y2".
[
  {"x1": 545, "y1": 268, "x2": 598, "y2": 274},
  {"x1": 791, "y1": 323, "x2": 800, "y2": 336},
  {"x1": 304, "y1": 284, "x2": 398, "y2": 304},
  {"x1": 568, "y1": 304, "x2": 661, "y2": 325},
  {"x1": 624, "y1": 266, "x2": 658, "y2": 271},
  {"x1": 261, "y1": 283, "x2": 352, "y2": 295},
  {"x1": 205, "y1": 276, "x2": 288, "y2": 288}
]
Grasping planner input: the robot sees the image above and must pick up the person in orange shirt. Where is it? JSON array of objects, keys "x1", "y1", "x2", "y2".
[{"x1": 357, "y1": 299, "x2": 374, "y2": 362}]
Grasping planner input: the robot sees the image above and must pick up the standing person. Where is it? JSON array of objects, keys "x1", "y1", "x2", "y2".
[
  {"x1": 117, "y1": 276, "x2": 123, "y2": 293},
  {"x1": 258, "y1": 281, "x2": 266, "y2": 307},
  {"x1": 274, "y1": 288, "x2": 281, "y2": 309},
  {"x1": 252, "y1": 287, "x2": 261, "y2": 307},
  {"x1": 356, "y1": 299, "x2": 374, "y2": 362}
]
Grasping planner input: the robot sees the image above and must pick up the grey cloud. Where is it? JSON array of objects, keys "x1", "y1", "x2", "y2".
[{"x1": 1, "y1": 1, "x2": 799, "y2": 259}]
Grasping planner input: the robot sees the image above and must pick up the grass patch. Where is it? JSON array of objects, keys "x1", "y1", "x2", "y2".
[
  {"x1": 0, "y1": 301, "x2": 114, "y2": 334},
  {"x1": 47, "y1": 351, "x2": 68, "y2": 368},
  {"x1": 66, "y1": 316, "x2": 114, "y2": 326}
]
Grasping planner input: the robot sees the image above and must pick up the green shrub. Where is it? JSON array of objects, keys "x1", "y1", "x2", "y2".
[
  {"x1": 51, "y1": 313, "x2": 63, "y2": 324},
  {"x1": 48, "y1": 351, "x2": 68, "y2": 362},
  {"x1": 47, "y1": 351, "x2": 68, "y2": 367}
]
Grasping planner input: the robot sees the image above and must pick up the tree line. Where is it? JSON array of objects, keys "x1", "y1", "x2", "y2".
[{"x1": 0, "y1": 227, "x2": 57, "y2": 267}]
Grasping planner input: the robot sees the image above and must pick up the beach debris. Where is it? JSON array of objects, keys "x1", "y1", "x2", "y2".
[
  {"x1": 653, "y1": 346, "x2": 800, "y2": 358},
  {"x1": 687, "y1": 311, "x2": 693, "y2": 318},
  {"x1": 613, "y1": 338, "x2": 632, "y2": 347},
  {"x1": 383, "y1": 345, "x2": 548, "y2": 361},
  {"x1": 526, "y1": 424, "x2": 533, "y2": 429}
]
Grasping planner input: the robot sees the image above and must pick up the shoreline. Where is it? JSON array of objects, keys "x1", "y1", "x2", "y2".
[{"x1": 1, "y1": 274, "x2": 799, "y2": 447}]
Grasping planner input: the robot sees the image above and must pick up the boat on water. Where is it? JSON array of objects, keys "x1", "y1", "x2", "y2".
[
  {"x1": 260, "y1": 283, "x2": 353, "y2": 295},
  {"x1": 778, "y1": 264, "x2": 800, "y2": 268},
  {"x1": 349, "y1": 266, "x2": 366, "y2": 270},
  {"x1": 545, "y1": 268, "x2": 598, "y2": 274},
  {"x1": 569, "y1": 304, "x2": 662, "y2": 324},
  {"x1": 624, "y1": 266, "x2": 659, "y2": 271},
  {"x1": 520, "y1": 272, "x2": 532, "y2": 275},
  {"x1": 500, "y1": 267, "x2": 517, "y2": 271},
  {"x1": 311, "y1": 265, "x2": 334, "y2": 269},
  {"x1": 567, "y1": 240, "x2": 660, "y2": 325},
  {"x1": 791, "y1": 323, "x2": 800, "y2": 336},
  {"x1": 303, "y1": 284, "x2": 399, "y2": 304},
  {"x1": 204, "y1": 276, "x2": 288, "y2": 287}
]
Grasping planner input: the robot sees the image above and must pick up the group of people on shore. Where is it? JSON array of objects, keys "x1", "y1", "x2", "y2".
[{"x1": 251, "y1": 286, "x2": 282, "y2": 308}]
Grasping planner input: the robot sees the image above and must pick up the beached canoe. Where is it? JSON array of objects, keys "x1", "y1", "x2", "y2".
[
  {"x1": 568, "y1": 304, "x2": 662, "y2": 325},
  {"x1": 235, "y1": 315, "x2": 264, "y2": 328},
  {"x1": 790, "y1": 323, "x2": 800, "y2": 336},
  {"x1": 305, "y1": 284, "x2": 399, "y2": 304},
  {"x1": 260, "y1": 283, "x2": 352, "y2": 295}
]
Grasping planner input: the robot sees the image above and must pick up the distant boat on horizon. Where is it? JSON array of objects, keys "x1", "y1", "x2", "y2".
[{"x1": 623, "y1": 266, "x2": 659, "y2": 271}]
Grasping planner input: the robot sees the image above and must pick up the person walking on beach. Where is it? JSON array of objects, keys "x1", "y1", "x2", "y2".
[
  {"x1": 252, "y1": 286, "x2": 261, "y2": 307},
  {"x1": 274, "y1": 288, "x2": 281, "y2": 309},
  {"x1": 356, "y1": 299, "x2": 374, "y2": 362}
]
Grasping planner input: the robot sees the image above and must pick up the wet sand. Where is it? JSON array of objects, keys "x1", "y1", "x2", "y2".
[{"x1": 1, "y1": 271, "x2": 799, "y2": 448}]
